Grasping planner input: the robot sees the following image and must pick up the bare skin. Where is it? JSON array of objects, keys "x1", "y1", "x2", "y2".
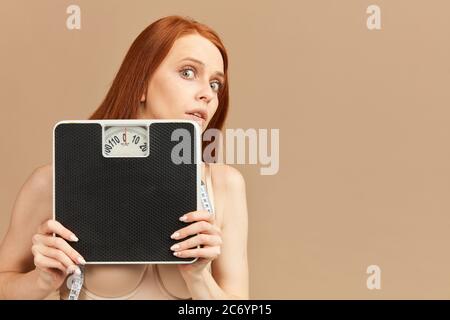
[{"x1": 0, "y1": 33, "x2": 249, "y2": 300}]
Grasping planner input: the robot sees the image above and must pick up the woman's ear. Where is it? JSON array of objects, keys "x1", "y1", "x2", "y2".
[{"x1": 140, "y1": 93, "x2": 146, "y2": 103}]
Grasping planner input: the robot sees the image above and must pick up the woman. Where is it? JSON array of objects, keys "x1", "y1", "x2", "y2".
[{"x1": 0, "y1": 15, "x2": 249, "y2": 300}]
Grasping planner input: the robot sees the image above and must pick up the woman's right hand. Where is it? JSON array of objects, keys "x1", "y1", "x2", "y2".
[{"x1": 31, "y1": 219, "x2": 85, "y2": 292}]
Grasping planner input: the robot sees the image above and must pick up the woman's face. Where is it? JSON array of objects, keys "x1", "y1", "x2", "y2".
[{"x1": 138, "y1": 33, "x2": 225, "y2": 132}]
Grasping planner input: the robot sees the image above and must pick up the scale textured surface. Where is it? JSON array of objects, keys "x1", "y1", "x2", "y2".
[{"x1": 54, "y1": 122, "x2": 197, "y2": 263}]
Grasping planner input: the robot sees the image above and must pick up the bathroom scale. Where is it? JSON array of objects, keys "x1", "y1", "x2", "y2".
[{"x1": 53, "y1": 119, "x2": 202, "y2": 264}]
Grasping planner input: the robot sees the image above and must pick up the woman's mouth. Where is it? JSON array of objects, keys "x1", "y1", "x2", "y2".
[{"x1": 185, "y1": 112, "x2": 206, "y2": 127}]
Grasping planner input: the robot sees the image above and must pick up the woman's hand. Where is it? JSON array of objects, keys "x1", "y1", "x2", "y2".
[
  {"x1": 31, "y1": 219, "x2": 85, "y2": 292},
  {"x1": 170, "y1": 210, "x2": 222, "y2": 276}
]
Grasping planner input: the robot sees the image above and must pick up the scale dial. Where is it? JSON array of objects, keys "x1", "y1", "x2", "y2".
[{"x1": 103, "y1": 126, "x2": 148, "y2": 157}]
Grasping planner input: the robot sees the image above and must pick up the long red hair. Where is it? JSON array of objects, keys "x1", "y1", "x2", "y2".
[{"x1": 88, "y1": 15, "x2": 229, "y2": 155}]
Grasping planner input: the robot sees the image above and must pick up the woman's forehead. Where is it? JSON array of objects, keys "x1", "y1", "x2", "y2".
[{"x1": 166, "y1": 35, "x2": 224, "y2": 72}]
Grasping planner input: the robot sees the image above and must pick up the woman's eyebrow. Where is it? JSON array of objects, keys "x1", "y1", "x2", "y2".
[{"x1": 178, "y1": 57, "x2": 225, "y2": 80}]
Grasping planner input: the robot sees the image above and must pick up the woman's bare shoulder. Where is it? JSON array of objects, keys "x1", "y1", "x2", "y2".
[
  {"x1": 25, "y1": 164, "x2": 53, "y2": 198},
  {"x1": 206, "y1": 163, "x2": 246, "y2": 230},
  {"x1": 209, "y1": 163, "x2": 246, "y2": 190},
  {"x1": 11, "y1": 163, "x2": 53, "y2": 224},
  {"x1": 0, "y1": 164, "x2": 53, "y2": 272},
  {"x1": 31, "y1": 163, "x2": 52, "y2": 183}
]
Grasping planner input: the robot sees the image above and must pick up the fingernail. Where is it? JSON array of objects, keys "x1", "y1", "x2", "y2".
[
  {"x1": 78, "y1": 256, "x2": 86, "y2": 265},
  {"x1": 170, "y1": 244, "x2": 180, "y2": 251},
  {"x1": 170, "y1": 232, "x2": 180, "y2": 239},
  {"x1": 173, "y1": 252, "x2": 179, "y2": 256},
  {"x1": 179, "y1": 215, "x2": 187, "y2": 222},
  {"x1": 74, "y1": 267, "x2": 81, "y2": 276},
  {"x1": 70, "y1": 234, "x2": 79, "y2": 242}
]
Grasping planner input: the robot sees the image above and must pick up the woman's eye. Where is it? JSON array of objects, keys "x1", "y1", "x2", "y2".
[
  {"x1": 180, "y1": 66, "x2": 223, "y2": 93},
  {"x1": 180, "y1": 68, "x2": 195, "y2": 79},
  {"x1": 210, "y1": 81, "x2": 221, "y2": 92}
]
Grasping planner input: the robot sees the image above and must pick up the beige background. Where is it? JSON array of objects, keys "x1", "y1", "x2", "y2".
[{"x1": 1, "y1": 0, "x2": 450, "y2": 299}]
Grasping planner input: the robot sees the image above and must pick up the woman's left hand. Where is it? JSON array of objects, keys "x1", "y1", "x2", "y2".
[{"x1": 170, "y1": 210, "x2": 222, "y2": 276}]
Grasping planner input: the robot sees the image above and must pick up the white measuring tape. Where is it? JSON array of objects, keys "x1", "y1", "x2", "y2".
[
  {"x1": 200, "y1": 180, "x2": 214, "y2": 214},
  {"x1": 67, "y1": 264, "x2": 84, "y2": 300}
]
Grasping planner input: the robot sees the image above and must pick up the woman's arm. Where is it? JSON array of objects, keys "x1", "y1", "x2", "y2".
[
  {"x1": 0, "y1": 165, "x2": 81, "y2": 300},
  {"x1": 0, "y1": 166, "x2": 55, "y2": 299},
  {"x1": 181, "y1": 165, "x2": 249, "y2": 299}
]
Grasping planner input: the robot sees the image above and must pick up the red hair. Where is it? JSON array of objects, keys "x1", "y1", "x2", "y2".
[{"x1": 88, "y1": 15, "x2": 229, "y2": 154}]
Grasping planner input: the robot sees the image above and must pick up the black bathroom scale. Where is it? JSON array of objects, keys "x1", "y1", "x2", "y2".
[{"x1": 53, "y1": 120, "x2": 202, "y2": 264}]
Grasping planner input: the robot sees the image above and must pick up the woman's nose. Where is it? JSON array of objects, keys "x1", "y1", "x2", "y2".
[{"x1": 196, "y1": 82, "x2": 214, "y2": 104}]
